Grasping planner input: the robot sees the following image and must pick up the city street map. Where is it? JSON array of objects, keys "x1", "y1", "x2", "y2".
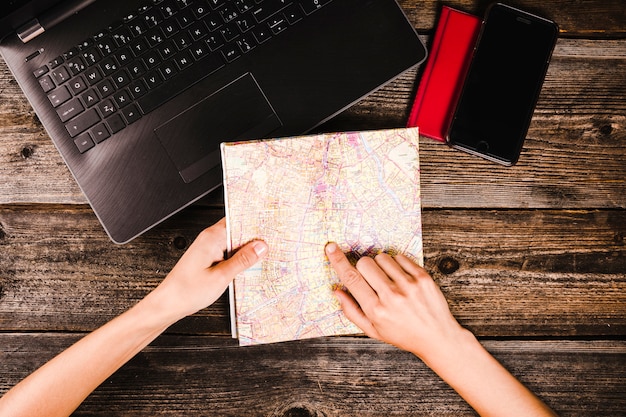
[{"x1": 222, "y1": 127, "x2": 423, "y2": 346}]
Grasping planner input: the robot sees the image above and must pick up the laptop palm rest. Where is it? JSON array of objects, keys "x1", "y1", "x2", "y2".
[{"x1": 154, "y1": 73, "x2": 282, "y2": 184}]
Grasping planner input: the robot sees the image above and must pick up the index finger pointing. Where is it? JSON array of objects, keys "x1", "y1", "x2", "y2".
[{"x1": 325, "y1": 243, "x2": 378, "y2": 308}]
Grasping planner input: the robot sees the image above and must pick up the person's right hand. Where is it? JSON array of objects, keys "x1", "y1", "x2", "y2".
[{"x1": 325, "y1": 243, "x2": 468, "y2": 361}]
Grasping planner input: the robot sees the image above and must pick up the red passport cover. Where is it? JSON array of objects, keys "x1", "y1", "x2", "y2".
[{"x1": 407, "y1": 6, "x2": 481, "y2": 142}]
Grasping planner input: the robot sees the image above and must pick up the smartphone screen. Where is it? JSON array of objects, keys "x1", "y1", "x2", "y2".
[{"x1": 447, "y1": 3, "x2": 558, "y2": 165}]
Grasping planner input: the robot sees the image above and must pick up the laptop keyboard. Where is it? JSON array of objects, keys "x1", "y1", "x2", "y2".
[{"x1": 32, "y1": 0, "x2": 333, "y2": 153}]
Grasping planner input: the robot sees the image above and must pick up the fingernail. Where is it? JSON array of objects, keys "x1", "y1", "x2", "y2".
[
  {"x1": 253, "y1": 241, "x2": 268, "y2": 257},
  {"x1": 325, "y1": 242, "x2": 338, "y2": 254}
]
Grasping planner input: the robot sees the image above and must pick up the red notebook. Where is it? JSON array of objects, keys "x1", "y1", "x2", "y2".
[{"x1": 407, "y1": 6, "x2": 481, "y2": 142}]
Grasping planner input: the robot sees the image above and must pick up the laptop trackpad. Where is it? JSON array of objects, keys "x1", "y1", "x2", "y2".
[{"x1": 154, "y1": 73, "x2": 282, "y2": 184}]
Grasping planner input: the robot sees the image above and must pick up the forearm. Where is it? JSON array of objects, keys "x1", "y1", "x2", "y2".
[
  {"x1": 417, "y1": 329, "x2": 556, "y2": 417},
  {"x1": 0, "y1": 285, "x2": 181, "y2": 417}
]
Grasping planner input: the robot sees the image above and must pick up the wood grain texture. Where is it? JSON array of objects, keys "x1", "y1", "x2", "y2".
[
  {"x1": 1, "y1": 207, "x2": 623, "y2": 336},
  {"x1": 0, "y1": 0, "x2": 625, "y2": 415},
  {"x1": 1, "y1": 335, "x2": 625, "y2": 416},
  {"x1": 2, "y1": 38, "x2": 624, "y2": 209}
]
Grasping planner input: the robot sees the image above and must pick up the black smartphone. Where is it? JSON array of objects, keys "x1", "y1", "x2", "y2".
[{"x1": 447, "y1": 3, "x2": 558, "y2": 165}]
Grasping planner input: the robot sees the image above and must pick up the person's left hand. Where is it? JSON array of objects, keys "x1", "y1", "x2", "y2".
[{"x1": 156, "y1": 218, "x2": 268, "y2": 320}]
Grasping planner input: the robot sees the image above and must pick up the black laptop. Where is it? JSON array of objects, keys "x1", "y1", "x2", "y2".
[{"x1": 0, "y1": 0, "x2": 426, "y2": 243}]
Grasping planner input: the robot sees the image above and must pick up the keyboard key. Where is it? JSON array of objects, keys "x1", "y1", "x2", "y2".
[
  {"x1": 143, "y1": 50, "x2": 161, "y2": 69},
  {"x1": 113, "y1": 89, "x2": 132, "y2": 108},
  {"x1": 100, "y1": 57, "x2": 119, "y2": 76},
  {"x1": 219, "y1": 22, "x2": 239, "y2": 41},
  {"x1": 252, "y1": 25, "x2": 271, "y2": 44},
  {"x1": 51, "y1": 66, "x2": 71, "y2": 84},
  {"x1": 176, "y1": 9, "x2": 195, "y2": 28},
  {"x1": 81, "y1": 89, "x2": 99, "y2": 107},
  {"x1": 84, "y1": 66, "x2": 103, "y2": 85},
  {"x1": 129, "y1": 79, "x2": 149, "y2": 98},
  {"x1": 283, "y1": 4, "x2": 303, "y2": 24},
  {"x1": 159, "y1": 2, "x2": 177, "y2": 18},
  {"x1": 113, "y1": 48, "x2": 133, "y2": 67},
  {"x1": 159, "y1": 61, "x2": 179, "y2": 79},
  {"x1": 82, "y1": 48, "x2": 102, "y2": 66},
  {"x1": 111, "y1": 26, "x2": 133, "y2": 47},
  {"x1": 122, "y1": 103, "x2": 142, "y2": 124},
  {"x1": 38, "y1": 75, "x2": 55, "y2": 93},
  {"x1": 112, "y1": 69, "x2": 132, "y2": 88},
  {"x1": 130, "y1": 38, "x2": 149, "y2": 57},
  {"x1": 106, "y1": 113, "x2": 126, "y2": 133},
  {"x1": 220, "y1": 5, "x2": 239, "y2": 23},
  {"x1": 268, "y1": 15, "x2": 288, "y2": 34},
  {"x1": 300, "y1": 0, "x2": 330, "y2": 15},
  {"x1": 96, "y1": 37, "x2": 116, "y2": 56},
  {"x1": 253, "y1": 0, "x2": 290, "y2": 23},
  {"x1": 189, "y1": 41, "x2": 210, "y2": 60},
  {"x1": 144, "y1": 70, "x2": 164, "y2": 89},
  {"x1": 142, "y1": 9, "x2": 164, "y2": 27},
  {"x1": 49, "y1": 56, "x2": 64, "y2": 68},
  {"x1": 48, "y1": 86, "x2": 72, "y2": 107},
  {"x1": 236, "y1": 35, "x2": 256, "y2": 53},
  {"x1": 146, "y1": 27, "x2": 166, "y2": 47},
  {"x1": 66, "y1": 108, "x2": 100, "y2": 137},
  {"x1": 206, "y1": 33, "x2": 225, "y2": 50},
  {"x1": 91, "y1": 123, "x2": 111, "y2": 143},
  {"x1": 129, "y1": 20, "x2": 148, "y2": 37},
  {"x1": 172, "y1": 31, "x2": 193, "y2": 49},
  {"x1": 222, "y1": 43, "x2": 241, "y2": 62},
  {"x1": 56, "y1": 97, "x2": 85, "y2": 122},
  {"x1": 191, "y1": 4, "x2": 210, "y2": 19},
  {"x1": 204, "y1": 13, "x2": 223, "y2": 31},
  {"x1": 174, "y1": 50, "x2": 193, "y2": 70},
  {"x1": 98, "y1": 99, "x2": 117, "y2": 117},
  {"x1": 128, "y1": 61, "x2": 147, "y2": 79},
  {"x1": 176, "y1": 0, "x2": 193, "y2": 8},
  {"x1": 162, "y1": 20, "x2": 181, "y2": 37},
  {"x1": 33, "y1": 65, "x2": 49, "y2": 78},
  {"x1": 96, "y1": 79, "x2": 115, "y2": 98},
  {"x1": 69, "y1": 75, "x2": 88, "y2": 95},
  {"x1": 67, "y1": 56, "x2": 87, "y2": 76},
  {"x1": 74, "y1": 132, "x2": 95, "y2": 153},
  {"x1": 207, "y1": 0, "x2": 226, "y2": 9},
  {"x1": 158, "y1": 40, "x2": 177, "y2": 59},
  {"x1": 62, "y1": 47, "x2": 79, "y2": 61},
  {"x1": 235, "y1": 15, "x2": 255, "y2": 32},
  {"x1": 235, "y1": 0, "x2": 255, "y2": 13},
  {"x1": 189, "y1": 21, "x2": 209, "y2": 40}
]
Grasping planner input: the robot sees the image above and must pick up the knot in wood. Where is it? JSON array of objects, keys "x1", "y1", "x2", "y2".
[
  {"x1": 614, "y1": 231, "x2": 624, "y2": 244},
  {"x1": 600, "y1": 124, "x2": 613, "y2": 136},
  {"x1": 438, "y1": 256, "x2": 460, "y2": 275},
  {"x1": 20, "y1": 146, "x2": 34, "y2": 159},
  {"x1": 0, "y1": 223, "x2": 6, "y2": 240},
  {"x1": 273, "y1": 403, "x2": 327, "y2": 417},
  {"x1": 172, "y1": 236, "x2": 188, "y2": 250}
]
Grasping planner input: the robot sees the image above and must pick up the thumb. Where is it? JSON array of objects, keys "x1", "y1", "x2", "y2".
[{"x1": 214, "y1": 240, "x2": 268, "y2": 279}]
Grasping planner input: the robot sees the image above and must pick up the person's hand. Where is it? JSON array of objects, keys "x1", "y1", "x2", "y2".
[
  {"x1": 156, "y1": 218, "x2": 268, "y2": 320},
  {"x1": 325, "y1": 243, "x2": 467, "y2": 361},
  {"x1": 326, "y1": 243, "x2": 558, "y2": 417}
]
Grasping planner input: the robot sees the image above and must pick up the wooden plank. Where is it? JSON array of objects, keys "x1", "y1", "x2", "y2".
[
  {"x1": 1, "y1": 335, "x2": 625, "y2": 416},
  {"x1": 1, "y1": 206, "x2": 624, "y2": 336},
  {"x1": 398, "y1": 0, "x2": 626, "y2": 37},
  {"x1": 2, "y1": 38, "x2": 624, "y2": 209}
]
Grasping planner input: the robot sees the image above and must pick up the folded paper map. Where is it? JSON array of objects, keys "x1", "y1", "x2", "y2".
[{"x1": 222, "y1": 127, "x2": 423, "y2": 346}]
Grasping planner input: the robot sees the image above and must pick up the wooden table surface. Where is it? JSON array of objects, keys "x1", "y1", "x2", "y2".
[{"x1": 1, "y1": 0, "x2": 625, "y2": 415}]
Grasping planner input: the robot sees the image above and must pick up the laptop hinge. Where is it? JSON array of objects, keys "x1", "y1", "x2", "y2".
[{"x1": 17, "y1": 18, "x2": 45, "y2": 43}]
